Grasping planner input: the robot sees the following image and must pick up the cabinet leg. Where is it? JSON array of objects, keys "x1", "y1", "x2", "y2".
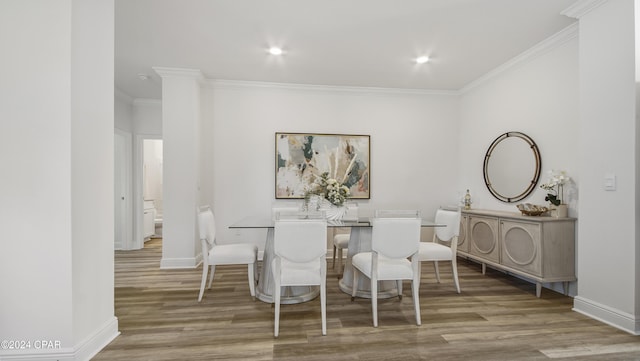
[
  {"x1": 563, "y1": 281, "x2": 569, "y2": 295},
  {"x1": 536, "y1": 282, "x2": 542, "y2": 298}
]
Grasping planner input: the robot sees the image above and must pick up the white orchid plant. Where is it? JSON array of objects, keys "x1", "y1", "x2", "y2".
[{"x1": 540, "y1": 170, "x2": 570, "y2": 206}]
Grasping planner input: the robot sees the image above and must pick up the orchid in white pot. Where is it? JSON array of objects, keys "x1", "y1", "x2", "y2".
[{"x1": 540, "y1": 170, "x2": 570, "y2": 206}]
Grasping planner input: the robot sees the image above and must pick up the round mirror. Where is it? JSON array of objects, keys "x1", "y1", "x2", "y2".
[{"x1": 483, "y1": 132, "x2": 541, "y2": 203}]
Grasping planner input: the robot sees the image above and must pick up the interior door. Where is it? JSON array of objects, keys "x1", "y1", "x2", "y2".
[
  {"x1": 114, "y1": 132, "x2": 125, "y2": 249},
  {"x1": 114, "y1": 131, "x2": 132, "y2": 249}
]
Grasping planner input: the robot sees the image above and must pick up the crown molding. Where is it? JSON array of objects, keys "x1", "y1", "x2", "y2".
[
  {"x1": 152, "y1": 67, "x2": 205, "y2": 82},
  {"x1": 206, "y1": 79, "x2": 457, "y2": 97},
  {"x1": 561, "y1": 0, "x2": 609, "y2": 19},
  {"x1": 459, "y1": 23, "x2": 578, "y2": 95}
]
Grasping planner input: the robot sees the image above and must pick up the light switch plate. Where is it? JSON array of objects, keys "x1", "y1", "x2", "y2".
[{"x1": 604, "y1": 174, "x2": 616, "y2": 191}]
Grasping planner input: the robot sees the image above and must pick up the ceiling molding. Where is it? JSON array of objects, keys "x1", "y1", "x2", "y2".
[
  {"x1": 152, "y1": 67, "x2": 205, "y2": 82},
  {"x1": 561, "y1": 0, "x2": 609, "y2": 19},
  {"x1": 459, "y1": 23, "x2": 578, "y2": 95},
  {"x1": 206, "y1": 79, "x2": 458, "y2": 97}
]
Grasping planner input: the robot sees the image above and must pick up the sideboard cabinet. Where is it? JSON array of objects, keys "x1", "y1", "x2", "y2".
[{"x1": 458, "y1": 209, "x2": 576, "y2": 297}]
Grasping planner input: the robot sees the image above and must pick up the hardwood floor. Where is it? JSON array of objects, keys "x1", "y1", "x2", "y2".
[{"x1": 94, "y1": 238, "x2": 640, "y2": 360}]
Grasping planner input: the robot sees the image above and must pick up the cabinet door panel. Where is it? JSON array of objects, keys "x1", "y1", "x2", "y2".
[
  {"x1": 457, "y1": 215, "x2": 469, "y2": 253},
  {"x1": 143, "y1": 210, "x2": 155, "y2": 238},
  {"x1": 469, "y1": 216, "x2": 499, "y2": 263},
  {"x1": 501, "y1": 221, "x2": 541, "y2": 276}
]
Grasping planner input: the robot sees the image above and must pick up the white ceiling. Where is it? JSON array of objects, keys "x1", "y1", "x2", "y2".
[{"x1": 115, "y1": 0, "x2": 577, "y2": 100}]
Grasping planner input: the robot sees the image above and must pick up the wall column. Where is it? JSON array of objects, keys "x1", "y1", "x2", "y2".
[
  {"x1": 154, "y1": 68, "x2": 203, "y2": 268},
  {"x1": 563, "y1": 0, "x2": 640, "y2": 334},
  {"x1": 0, "y1": 0, "x2": 118, "y2": 359}
]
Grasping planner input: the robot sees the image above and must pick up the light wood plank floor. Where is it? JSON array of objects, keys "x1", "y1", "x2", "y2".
[{"x1": 94, "y1": 238, "x2": 640, "y2": 361}]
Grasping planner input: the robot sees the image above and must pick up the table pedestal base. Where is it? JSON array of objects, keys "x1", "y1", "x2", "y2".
[
  {"x1": 338, "y1": 278, "x2": 399, "y2": 299},
  {"x1": 255, "y1": 286, "x2": 319, "y2": 304}
]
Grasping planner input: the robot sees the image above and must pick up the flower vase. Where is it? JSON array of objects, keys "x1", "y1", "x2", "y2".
[
  {"x1": 551, "y1": 204, "x2": 568, "y2": 218},
  {"x1": 325, "y1": 204, "x2": 347, "y2": 221},
  {"x1": 319, "y1": 198, "x2": 347, "y2": 220},
  {"x1": 305, "y1": 195, "x2": 321, "y2": 211}
]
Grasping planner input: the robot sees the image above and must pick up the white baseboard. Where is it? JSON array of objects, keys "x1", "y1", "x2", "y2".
[
  {"x1": 160, "y1": 257, "x2": 198, "y2": 269},
  {"x1": 76, "y1": 317, "x2": 120, "y2": 360},
  {"x1": 0, "y1": 317, "x2": 119, "y2": 361},
  {"x1": 573, "y1": 296, "x2": 640, "y2": 335}
]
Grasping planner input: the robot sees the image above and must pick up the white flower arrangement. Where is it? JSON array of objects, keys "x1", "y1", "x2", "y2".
[
  {"x1": 540, "y1": 170, "x2": 570, "y2": 206},
  {"x1": 306, "y1": 172, "x2": 351, "y2": 207},
  {"x1": 302, "y1": 143, "x2": 359, "y2": 208}
]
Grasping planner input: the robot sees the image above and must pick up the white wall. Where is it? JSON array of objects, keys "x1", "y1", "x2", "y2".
[
  {"x1": 458, "y1": 25, "x2": 580, "y2": 296},
  {"x1": 458, "y1": 26, "x2": 580, "y2": 214},
  {"x1": 1, "y1": 0, "x2": 75, "y2": 348},
  {"x1": 71, "y1": 0, "x2": 117, "y2": 351},
  {"x1": 133, "y1": 99, "x2": 162, "y2": 135},
  {"x1": 202, "y1": 82, "x2": 460, "y2": 250},
  {"x1": 115, "y1": 89, "x2": 133, "y2": 132},
  {"x1": 0, "y1": 0, "x2": 118, "y2": 359},
  {"x1": 571, "y1": 0, "x2": 639, "y2": 334}
]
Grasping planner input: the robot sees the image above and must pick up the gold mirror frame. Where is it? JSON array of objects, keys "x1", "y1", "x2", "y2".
[{"x1": 483, "y1": 131, "x2": 541, "y2": 203}]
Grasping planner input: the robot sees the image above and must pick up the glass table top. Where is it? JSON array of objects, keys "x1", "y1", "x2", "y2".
[{"x1": 229, "y1": 216, "x2": 443, "y2": 229}]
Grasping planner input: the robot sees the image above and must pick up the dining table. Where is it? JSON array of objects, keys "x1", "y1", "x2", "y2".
[{"x1": 229, "y1": 215, "x2": 443, "y2": 304}]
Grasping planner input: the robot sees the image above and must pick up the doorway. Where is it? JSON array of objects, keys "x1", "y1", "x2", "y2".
[{"x1": 143, "y1": 139, "x2": 163, "y2": 243}]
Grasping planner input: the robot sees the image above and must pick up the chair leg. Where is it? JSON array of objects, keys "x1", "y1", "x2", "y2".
[
  {"x1": 254, "y1": 258, "x2": 259, "y2": 284},
  {"x1": 371, "y1": 276, "x2": 378, "y2": 327},
  {"x1": 412, "y1": 277, "x2": 421, "y2": 326},
  {"x1": 332, "y1": 245, "x2": 337, "y2": 269},
  {"x1": 451, "y1": 260, "x2": 461, "y2": 294},
  {"x1": 433, "y1": 261, "x2": 441, "y2": 283},
  {"x1": 274, "y1": 285, "x2": 281, "y2": 337},
  {"x1": 207, "y1": 265, "x2": 216, "y2": 289},
  {"x1": 337, "y1": 247, "x2": 343, "y2": 274},
  {"x1": 272, "y1": 258, "x2": 282, "y2": 337},
  {"x1": 396, "y1": 280, "x2": 403, "y2": 300},
  {"x1": 198, "y1": 264, "x2": 209, "y2": 302},
  {"x1": 320, "y1": 266, "x2": 327, "y2": 336},
  {"x1": 247, "y1": 263, "x2": 256, "y2": 297}
]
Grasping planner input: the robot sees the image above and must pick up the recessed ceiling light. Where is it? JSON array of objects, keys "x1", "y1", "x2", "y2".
[
  {"x1": 415, "y1": 56, "x2": 430, "y2": 64},
  {"x1": 268, "y1": 47, "x2": 283, "y2": 55},
  {"x1": 137, "y1": 73, "x2": 150, "y2": 80}
]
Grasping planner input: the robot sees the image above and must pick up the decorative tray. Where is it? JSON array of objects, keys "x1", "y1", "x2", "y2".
[{"x1": 516, "y1": 203, "x2": 549, "y2": 216}]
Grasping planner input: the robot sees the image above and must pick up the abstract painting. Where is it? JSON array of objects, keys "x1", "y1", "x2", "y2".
[{"x1": 275, "y1": 133, "x2": 370, "y2": 199}]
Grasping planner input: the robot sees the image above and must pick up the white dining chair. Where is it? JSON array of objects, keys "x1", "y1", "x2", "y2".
[
  {"x1": 332, "y1": 233, "x2": 350, "y2": 271},
  {"x1": 351, "y1": 211, "x2": 422, "y2": 327},
  {"x1": 332, "y1": 203, "x2": 358, "y2": 274},
  {"x1": 417, "y1": 208, "x2": 462, "y2": 293},
  {"x1": 272, "y1": 212, "x2": 328, "y2": 337},
  {"x1": 271, "y1": 203, "x2": 302, "y2": 220},
  {"x1": 197, "y1": 205, "x2": 258, "y2": 302}
]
